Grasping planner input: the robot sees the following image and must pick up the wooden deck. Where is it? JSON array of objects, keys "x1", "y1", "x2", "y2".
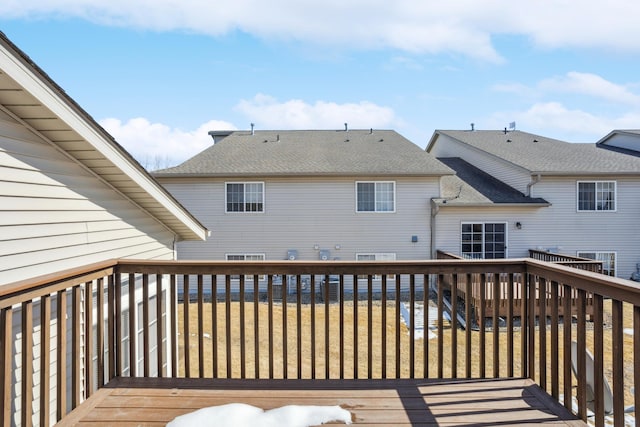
[{"x1": 56, "y1": 377, "x2": 586, "y2": 426}]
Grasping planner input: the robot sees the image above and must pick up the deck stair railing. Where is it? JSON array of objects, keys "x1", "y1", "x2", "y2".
[
  {"x1": 1, "y1": 258, "x2": 638, "y2": 427},
  {"x1": 528, "y1": 249, "x2": 604, "y2": 273}
]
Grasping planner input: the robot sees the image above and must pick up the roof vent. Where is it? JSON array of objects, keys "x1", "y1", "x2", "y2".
[
  {"x1": 344, "y1": 123, "x2": 348, "y2": 132},
  {"x1": 506, "y1": 139, "x2": 512, "y2": 143},
  {"x1": 533, "y1": 139, "x2": 539, "y2": 143},
  {"x1": 470, "y1": 123, "x2": 475, "y2": 131},
  {"x1": 251, "y1": 123, "x2": 255, "y2": 135}
]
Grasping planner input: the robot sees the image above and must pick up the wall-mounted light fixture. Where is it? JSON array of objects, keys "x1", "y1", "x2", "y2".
[
  {"x1": 515, "y1": 222, "x2": 522, "y2": 230},
  {"x1": 313, "y1": 244, "x2": 320, "y2": 251},
  {"x1": 335, "y1": 244, "x2": 341, "y2": 250}
]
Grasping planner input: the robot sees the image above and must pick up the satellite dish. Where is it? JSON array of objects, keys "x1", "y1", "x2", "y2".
[{"x1": 570, "y1": 341, "x2": 614, "y2": 414}]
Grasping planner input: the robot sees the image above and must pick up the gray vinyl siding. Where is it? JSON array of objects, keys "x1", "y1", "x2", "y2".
[
  {"x1": 434, "y1": 175, "x2": 640, "y2": 279},
  {"x1": 162, "y1": 176, "x2": 438, "y2": 262},
  {"x1": 0, "y1": 117, "x2": 177, "y2": 286},
  {"x1": 429, "y1": 134, "x2": 532, "y2": 193},
  {"x1": 602, "y1": 133, "x2": 640, "y2": 152}
]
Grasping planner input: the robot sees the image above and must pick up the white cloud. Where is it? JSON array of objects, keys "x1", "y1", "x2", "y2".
[
  {"x1": 99, "y1": 117, "x2": 236, "y2": 168},
  {"x1": 6, "y1": 1, "x2": 640, "y2": 61},
  {"x1": 234, "y1": 94, "x2": 398, "y2": 130},
  {"x1": 489, "y1": 102, "x2": 640, "y2": 141},
  {"x1": 539, "y1": 72, "x2": 640, "y2": 106}
]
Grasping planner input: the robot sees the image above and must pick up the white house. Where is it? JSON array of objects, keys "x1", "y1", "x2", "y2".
[
  {"x1": 154, "y1": 129, "x2": 453, "y2": 290},
  {"x1": 0, "y1": 32, "x2": 207, "y2": 425},
  {"x1": 427, "y1": 129, "x2": 640, "y2": 280},
  {"x1": 155, "y1": 129, "x2": 454, "y2": 263}
]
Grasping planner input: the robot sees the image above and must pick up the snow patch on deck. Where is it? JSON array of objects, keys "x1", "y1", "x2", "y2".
[{"x1": 167, "y1": 403, "x2": 352, "y2": 427}]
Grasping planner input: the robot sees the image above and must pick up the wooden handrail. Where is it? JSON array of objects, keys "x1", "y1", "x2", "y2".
[{"x1": 1, "y1": 257, "x2": 638, "y2": 426}]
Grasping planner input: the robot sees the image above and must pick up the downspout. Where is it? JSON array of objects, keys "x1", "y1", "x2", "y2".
[
  {"x1": 526, "y1": 174, "x2": 541, "y2": 197},
  {"x1": 430, "y1": 198, "x2": 440, "y2": 259}
]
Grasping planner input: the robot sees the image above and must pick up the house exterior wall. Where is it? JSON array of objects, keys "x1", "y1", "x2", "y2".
[
  {"x1": 1, "y1": 115, "x2": 177, "y2": 426},
  {"x1": 0, "y1": 115, "x2": 177, "y2": 286},
  {"x1": 434, "y1": 175, "x2": 640, "y2": 279},
  {"x1": 601, "y1": 133, "x2": 640, "y2": 152},
  {"x1": 429, "y1": 134, "x2": 533, "y2": 194},
  {"x1": 161, "y1": 176, "x2": 438, "y2": 263}
]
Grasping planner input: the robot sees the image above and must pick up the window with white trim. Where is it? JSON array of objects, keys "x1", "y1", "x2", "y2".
[
  {"x1": 577, "y1": 181, "x2": 616, "y2": 211},
  {"x1": 226, "y1": 182, "x2": 264, "y2": 212},
  {"x1": 357, "y1": 252, "x2": 396, "y2": 279},
  {"x1": 356, "y1": 181, "x2": 395, "y2": 212},
  {"x1": 577, "y1": 251, "x2": 616, "y2": 277},
  {"x1": 226, "y1": 253, "x2": 266, "y2": 280},
  {"x1": 461, "y1": 222, "x2": 507, "y2": 259}
]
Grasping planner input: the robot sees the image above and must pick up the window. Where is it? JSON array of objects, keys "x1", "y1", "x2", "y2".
[
  {"x1": 577, "y1": 181, "x2": 616, "y2": 211},
  {"x1": 461, "y1": 222, "x2": 506, "y2": 259},
  {"x1": 226, "y1": 182, "x2": 264, "y2": 212},
  {"x1": 226, "y1": 253, "x2": 266, "y2": 280},
  {"x1": 356, "y1": 181, "x2": 395, "y2": 212},
  {"x1": 577, "y1": 251, "x2": 616, "y2": 276},
  {"x1": 357, "y1": 252, "x2": 396, "y2": 279}
]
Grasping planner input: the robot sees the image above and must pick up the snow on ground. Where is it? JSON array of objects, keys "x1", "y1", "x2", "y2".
[
  {"x1": 166, "y1": 403, "x2": 352, "y2": 427},
  {"x1": 400, "y1": 303, "x2": 437, "y2": 340}
]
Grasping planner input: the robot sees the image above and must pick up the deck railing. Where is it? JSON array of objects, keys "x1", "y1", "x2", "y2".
[
  {"x1": 1, "y1": 258, "x2": 639, "y2": 427},
  {"x1": 528, "y1": 249, "x2": 604, "y2": 273}
]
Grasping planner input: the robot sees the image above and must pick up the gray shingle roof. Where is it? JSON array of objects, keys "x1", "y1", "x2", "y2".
[
  {"x1": 155, "y1": 130, "x2": 453, "y2": 177},
  {"x1": 437, "y1": 157, "x2": 549, "y2": 205},
  {"x1": 431, "y1": 130, "x2": 640, "y2": 175}
]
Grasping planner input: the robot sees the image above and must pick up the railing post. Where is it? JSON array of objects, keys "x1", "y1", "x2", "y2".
[
  {"x1": 21, "y1": 301, "x2": 33, "y2": 427},
  {"x1": 1, "y1": 308, "x2": 12, "y2": 427},
  {"x1": 56, "y1": 289, "x2": 67, "y2": 421},
  {"x1": 527, "y1": 273, "x2": 536, "y2": 380},
  {"x1": 437, "y1": 274, "x2": 444, "y2": 378},
  {"x1": 40, "y1": 294, "x2": 51, "y2": 427},
  {"x1": 128, "y1": 274, "x2": 137, "y2": 378}
]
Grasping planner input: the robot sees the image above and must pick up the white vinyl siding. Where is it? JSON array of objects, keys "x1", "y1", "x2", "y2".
[
  {"x1": 356, "y1": 181, "x2": 395, "y2": 212},
  {"x1": 163, "y1": 176, "x2": 437, "y2": 263},
  {"x1": 226, "y1": 182, "x2": 264, "y2": 213},
  {"x1": 0, "y1": 118, "x2": 177, "y2": 286},
  {"x1": 577, "y1": 181, "x2": 616, "y2": 212},
  {"x1": 1, "y1": 116, "x2": 177, "y2": 426},
  {"x1": 428, "y1": 134, "x2": 532, "y2": 194}
]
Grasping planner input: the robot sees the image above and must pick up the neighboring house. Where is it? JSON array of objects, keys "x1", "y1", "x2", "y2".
[
  {"x1": 154, "y1": 129, "x2": 453, "y2": 287},
  {"x1": 597, "y1": 129, "x2": 640, "y2": 156},
  {"x1": 0, "y1": 33, "x2": 207, "y2": 424},
  {"x1": 427, "y1": 129, "x2": 640, "y2": 280}
]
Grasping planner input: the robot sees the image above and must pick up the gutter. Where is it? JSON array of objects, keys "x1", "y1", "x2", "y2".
[
  {"x1": 430, "y1": 199, "x2": 440, "y2": 259},
  {"x1": 526, "y1": 174, "x2": 541, "y2": 197}
]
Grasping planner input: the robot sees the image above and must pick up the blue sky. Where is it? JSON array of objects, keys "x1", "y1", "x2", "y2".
[{"x1": 2, "y1": 1, "x2": 640, "y2": 167}]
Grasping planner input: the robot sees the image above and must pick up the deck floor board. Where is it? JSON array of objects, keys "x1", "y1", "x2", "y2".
[{"x1": 56, "y1": 377, "x2": 586, "y2": 426}]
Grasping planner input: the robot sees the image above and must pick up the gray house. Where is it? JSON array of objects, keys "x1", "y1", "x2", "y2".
[
  {"x1": 154, "y1": 129, "x2": 453, "y2": 271},
  {"x1": 427, "y1": 129, "x2": 640, "y2": 279}
]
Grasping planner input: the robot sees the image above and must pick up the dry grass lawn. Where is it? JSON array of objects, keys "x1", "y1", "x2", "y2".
[{"x1": 177, "y1": 298, "x2": 635, "y2": 408}]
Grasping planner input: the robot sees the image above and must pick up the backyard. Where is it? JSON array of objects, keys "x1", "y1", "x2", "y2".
[{"x1": 177, "y1": 298, "x2": 636, "y2": 410}]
